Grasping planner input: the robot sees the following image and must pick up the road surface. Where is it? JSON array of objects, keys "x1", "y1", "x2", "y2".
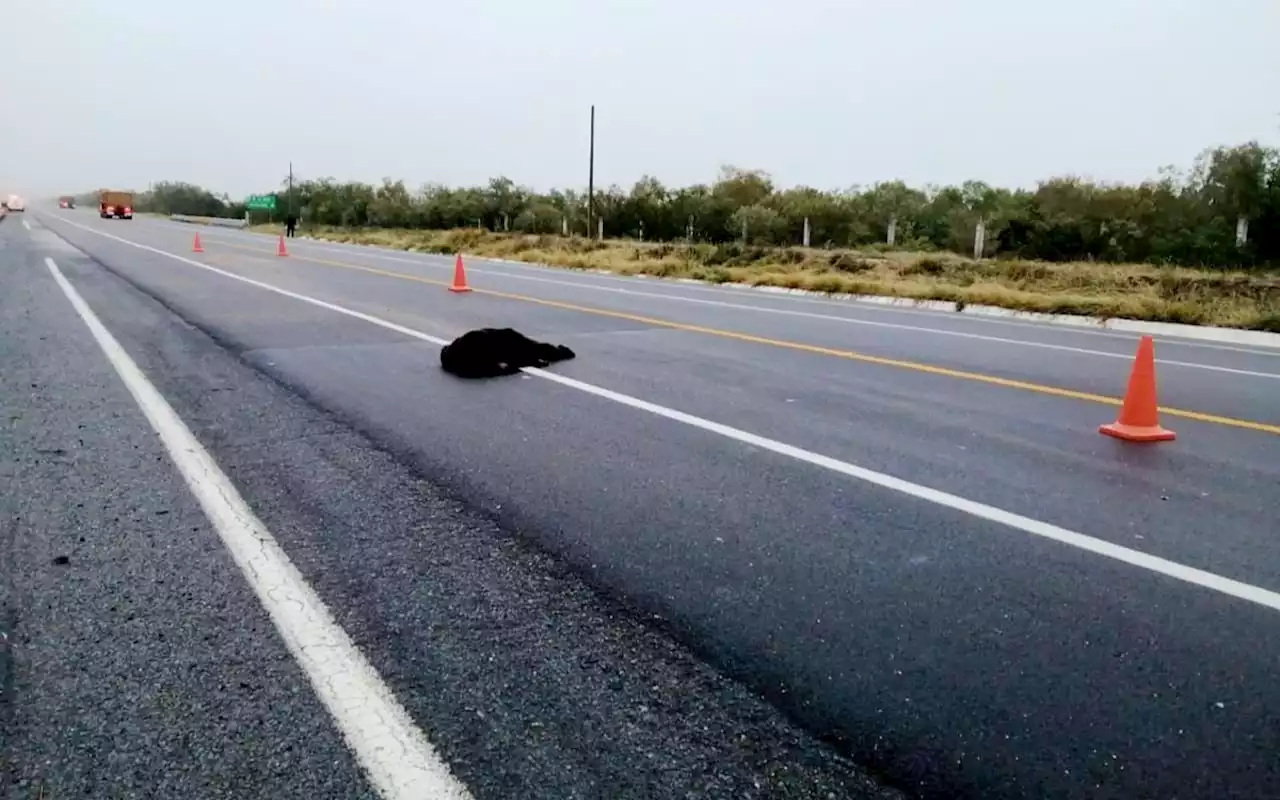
[
  {"x1": 1, "y1": 212, "x2": 899, "y2": 799},
  {"x1": 7, "y1": 208, "x2": 1280, "y2": 799}
]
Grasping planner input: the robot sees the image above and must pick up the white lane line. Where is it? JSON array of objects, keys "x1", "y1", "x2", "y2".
[
  {"x1": 142, "y1": 217, "x2": 1280, "y2": 359},
  {"x1": 52, "y1": 221, "x2": 1280, "y2": 616},
  {"x1": 168, "y1": 220, "x2": 1280, "y2": 358},
  {"x1": 22, "y1": 219, "x2": 31, "y2": 230},
  {"x1": 43, "y1": 257, "x2": 473, "y2": 800},
  {"x1": 178, "y1": 223, "x2": 1280, "y2": 373}
]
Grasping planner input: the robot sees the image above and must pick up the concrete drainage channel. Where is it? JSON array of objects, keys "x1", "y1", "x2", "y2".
[{"x1": 169, "y1": 214, "x2": 250, "y2": 229}]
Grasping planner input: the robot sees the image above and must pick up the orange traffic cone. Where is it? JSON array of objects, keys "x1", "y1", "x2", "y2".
[
  {"x1": 192, "y1": 232, "x2": 204, "y2": 253},
  {"x1": 1099, "y1": 336, "x2": 1175, "y2": 442},
  {"x1": 449, "y1": 253, "x2": 472, "y2": 293},
  {"x1": 277, "y1": 235, "x2": 289, "y2": 257}
]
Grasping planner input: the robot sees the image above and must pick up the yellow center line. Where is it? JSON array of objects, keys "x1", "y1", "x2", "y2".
[{"x1": 209, "y1": 239, "x2": 1280, "y2": 436}]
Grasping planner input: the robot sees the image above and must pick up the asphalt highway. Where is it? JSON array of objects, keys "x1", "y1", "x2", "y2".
[
  {"x1": 2, "y1": 212, "x2": 902, "y2": 800},
  {"x1": 9, "y1": 207, "x2": 1280, "y2": 799}
]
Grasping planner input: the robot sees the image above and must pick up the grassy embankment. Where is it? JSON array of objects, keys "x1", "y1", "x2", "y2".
[{"x1": 242, "y1": 223, "x2": 1280, "y2": 332}]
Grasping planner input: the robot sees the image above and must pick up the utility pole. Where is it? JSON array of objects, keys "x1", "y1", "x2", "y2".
[
  {"x1": 288, "y1": 161, "x2": 295, "y2": 216},
  {"x1": 587, "y1": 105, "x2": 595, "y2": 238}
]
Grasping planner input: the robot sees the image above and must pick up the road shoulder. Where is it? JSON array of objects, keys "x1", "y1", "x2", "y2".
[{"x1": 0, "y1": 224, "x2": 377, "y2": 798}]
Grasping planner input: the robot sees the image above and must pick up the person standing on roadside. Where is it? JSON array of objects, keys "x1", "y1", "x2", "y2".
[{"x1": 285, "y1": 212, "x2": 298, "y2": 238}]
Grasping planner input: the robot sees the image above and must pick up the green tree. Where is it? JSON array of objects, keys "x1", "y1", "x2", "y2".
[{"x1": 84, "y1": 138, "x2": 1280, "y2": 268}]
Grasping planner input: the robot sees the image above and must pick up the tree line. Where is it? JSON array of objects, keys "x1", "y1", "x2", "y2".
[{"x1": 78, "y1": 141, "x2": 1280, "y2": 267}]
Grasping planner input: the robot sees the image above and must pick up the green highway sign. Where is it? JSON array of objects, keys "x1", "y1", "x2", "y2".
[{"x1": 246, "y1": 194, "x2": 277, "y2": 211}]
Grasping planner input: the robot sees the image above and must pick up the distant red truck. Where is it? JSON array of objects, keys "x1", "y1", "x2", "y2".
[
  {"x1": 58, "y1": 195, "x2": 76, "y2": 209},
  {"x1": 99, "y1": 190, "x2": 133, "y2": 219}
]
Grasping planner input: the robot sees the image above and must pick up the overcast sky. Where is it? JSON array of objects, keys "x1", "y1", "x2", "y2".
[{"x1": 3, "y1": 0, "x2": 1276, "y2": 199}]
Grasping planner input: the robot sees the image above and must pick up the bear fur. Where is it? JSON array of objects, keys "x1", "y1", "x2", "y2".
[{"x1": 439, "y1": 328, "x2": 576, "y2": 378}]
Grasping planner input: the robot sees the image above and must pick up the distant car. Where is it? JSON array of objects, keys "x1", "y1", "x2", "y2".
[{"x1": 6, "y1": 194, "x2": 25, "y2": 212}]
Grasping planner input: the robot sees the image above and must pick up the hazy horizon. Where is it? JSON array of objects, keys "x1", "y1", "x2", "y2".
[{"x1": 4, "y1": 0, "x2": 1277, "y2": 200}]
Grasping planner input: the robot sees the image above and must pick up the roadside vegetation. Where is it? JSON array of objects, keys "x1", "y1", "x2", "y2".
[{"x1": 74, "y1": 141, "x2": 1280, "y2": 330}]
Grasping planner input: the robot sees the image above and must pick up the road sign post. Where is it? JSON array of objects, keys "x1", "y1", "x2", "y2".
[{"x1": 246, "y1": 194, "x2": 277, "y2": 224}]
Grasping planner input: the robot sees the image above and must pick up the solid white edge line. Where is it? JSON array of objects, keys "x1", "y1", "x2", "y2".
[
  {"x1": 165, "y1": 221, "x2": 1280, "y2": 375},
  {"x1": 529, "y1": 367, "x2": 1280, "y2": 615},
  {"x1": 44, "y1": 255, "x2": 473, "y2": 800},
  {"x1": 46, "y1": 217, "x2": 1280, "y2": 616}
]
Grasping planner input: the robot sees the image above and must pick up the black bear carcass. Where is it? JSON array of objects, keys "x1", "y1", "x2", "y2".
[{"x1": 439, "y1": 328, "x2": 576, "y2": 378}]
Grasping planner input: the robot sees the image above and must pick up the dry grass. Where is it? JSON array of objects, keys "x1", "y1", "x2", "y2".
[{"x1": 248, "y1": 224, "x2": 1280, "y2": 332}]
